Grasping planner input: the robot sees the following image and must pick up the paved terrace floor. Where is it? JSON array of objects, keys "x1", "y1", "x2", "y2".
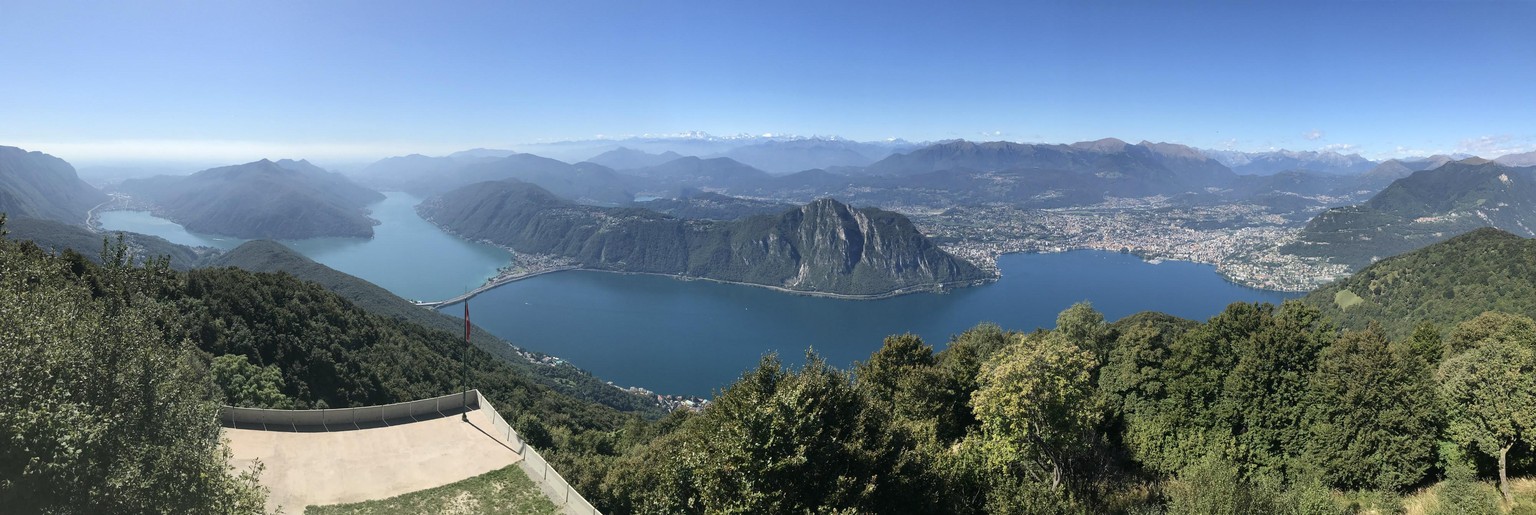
[{"x1": 225, "y1": 408, "x2": 522, "y2": 513}]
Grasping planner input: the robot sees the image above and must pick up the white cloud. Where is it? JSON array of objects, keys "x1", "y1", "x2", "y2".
[
  {"x1": 1456, "y1": 135, "x2": 1536, "y2": 158},
  {"x1": 1303, "y1": 129, "x2": 1324, "y2": 141},
  {"x1": 1320, "y1": 143, "x2": 1359, "y2": 153}
]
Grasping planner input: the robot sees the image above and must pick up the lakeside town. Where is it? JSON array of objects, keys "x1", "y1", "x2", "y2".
[{"x1": 910, "y1": 199, "x2": 1353, "y2": 292}]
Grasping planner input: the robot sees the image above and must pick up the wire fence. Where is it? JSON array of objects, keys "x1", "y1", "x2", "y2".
[{"x1": 220, "y1": 390, "x2": 601, "y2": 514}]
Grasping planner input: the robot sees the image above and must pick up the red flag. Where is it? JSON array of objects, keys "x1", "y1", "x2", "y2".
[{"x1": 464, "y1": 302, "x2": 471, "y2": 342}]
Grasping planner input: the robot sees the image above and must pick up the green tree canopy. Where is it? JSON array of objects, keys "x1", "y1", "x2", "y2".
[
  {"x1": 970, "y1": 331, "x2": 1101, "y2": 491},
  {"x1": 0, "y1": 236, "x2": 266, "y2": 512},
  {"x1": 1302, "y1": 328, "x2": 1440, "y2": 490},
  {"x1": 211, "y1": 354, "x2": 295, "y2": 409},
  {"x1": 1438, "y1": 313, "x2": 1536, "y2": 503}
]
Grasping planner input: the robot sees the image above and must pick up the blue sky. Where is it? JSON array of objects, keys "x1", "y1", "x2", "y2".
[{"x1": 2, "y1": 0, "x2": 1533, "y2": 164}]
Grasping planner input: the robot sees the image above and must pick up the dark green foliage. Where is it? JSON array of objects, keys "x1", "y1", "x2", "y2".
[
  {"x1": 1302, "y1": 328, "x2": 1440, "y2": 490},
  {"x1": 169, "y1": 266, "x2": 631, "y2": 438},
  {"x1": 970, "y1": 330, "x2": 1102, "y2": 492},
  {"x1": 418, "y1": 180, "x2": 991, "y2": 296},
  {"x1": 1301, "y1": 228, "x2": 1536, "y2": 339},
  {"x1": 1056, "y1": 301, "x2": 1114, "y2": 363},
  {"x1": 1437, "y1": 312, "x2": 1536, "y2": 503},
  {"x1": 855, "y1": 334, "x2": 969, "y2": 444},
  {"x1": 113, "y1": 159, "x2": 384, "y2": 239},
  {"x1": 1431, "y1": 479, "x2": 1503, "y2": 515},
  {"x1": 599, "y1": 354, "x2": 923, "y2": 514},
  {"x1": 1164, "y1": 453, "x2": 1279, "y2": 515},
  {"x1": 1412, "y1": 322, "x2": 1446, "y2": 364},
  {"x1": 0, "y1": 235, "x2": 265, "y2": 512},
  {"x1": 211, "y1": 354, "x2": 295, "y2": 409},
  {"x1": 209, "y1": 240, "x2": 664, "y2": 416},
  {"x1": 1216, "y1": 302, "x2": 1334, "y2": 476},
  {"x1": 3, "y1": 216, "x2": 211, "y2": 269}
]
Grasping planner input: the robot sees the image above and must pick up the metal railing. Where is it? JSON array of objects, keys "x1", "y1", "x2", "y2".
[
  {"x1": 220, "y1": 390, "x2": 601, "y2": 514},
  {"x1": 474, "y1": 391, "x2": 601, "y2": 515}
]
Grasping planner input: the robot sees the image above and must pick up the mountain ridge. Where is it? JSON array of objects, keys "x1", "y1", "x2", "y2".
[
  {"x1": 1286, "y1": 160, "x2": 1536, "y2": 269},
  {"x1": 417, "y1": 180, "x2": 992, "y2": 297},
  {"x1": 0, "y1": 145, "x2": 109, "y2": 224},
  {"x1": 114, "y1": 159, "x2": 384, "y2": 239}
]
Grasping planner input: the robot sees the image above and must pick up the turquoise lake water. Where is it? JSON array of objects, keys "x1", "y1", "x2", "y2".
[
  {"x1": 101, "y1": 194, "x2": 1299, "y2": 397},
  {"x1": 97, "y1": 192, "x2": 510, "y2": 302}
]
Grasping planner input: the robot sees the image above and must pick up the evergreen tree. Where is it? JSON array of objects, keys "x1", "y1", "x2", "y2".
[{"x1": 1302, "y1": 328, "x2": 1440, "y2": 490}]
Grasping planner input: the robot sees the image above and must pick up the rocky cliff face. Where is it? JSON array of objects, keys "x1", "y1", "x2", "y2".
[
  {"x1": 764, "y1": 198, "x2": 968, "y2": 292},
  {"x1": 420, "y1": 180, "x2": 992, "y2": 296}
]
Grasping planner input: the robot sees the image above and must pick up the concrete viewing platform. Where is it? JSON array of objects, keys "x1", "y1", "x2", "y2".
[{"x1": 222, "y1": 393, "x2": 525, "y2": 513}]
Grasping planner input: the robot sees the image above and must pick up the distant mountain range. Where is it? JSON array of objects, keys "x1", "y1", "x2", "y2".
[
  {"x1": 417, "y1": 180, "x2": 991, "y2": 297},
  {"x1": 583, "y1": 147, "x2": 686, "y2": 170},
  {"x1": 854, "y1": 138, "x2": 1234, "y2": 198},
  {"x1": 1202, "y1": 149, "x2": 1375, "y2": 176},
  {"x1": 114, "y1": 159, "x2": 383, "y2": 239},
  {"x1": 355, "y1": 152, "x2": 634, "y2": 205},
  {"x1": 1495, "y1": 150, "x2": 1536, "y2": 167},
  {"x1": 0, "y1": 145, "x2": 108, "y2": 225},
  {"x1": 1286, "y1": 159, "x2": 1536, "y2": 269},
  {"x1": 354, "y1": 138, "x2": 1422, "y2": 214}
]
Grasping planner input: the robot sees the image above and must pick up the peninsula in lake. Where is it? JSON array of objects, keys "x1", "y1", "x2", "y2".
[
  {"x1": 113, "y1": 159, "x2": 384, "y2": 239},
  {"x1": 418, "y1": 179, "x2": 993, "y2": 297}
]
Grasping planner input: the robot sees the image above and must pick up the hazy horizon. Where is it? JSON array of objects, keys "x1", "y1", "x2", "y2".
[{"x1": 4, "y1": 1, "x2": 1533, "y2": 166}]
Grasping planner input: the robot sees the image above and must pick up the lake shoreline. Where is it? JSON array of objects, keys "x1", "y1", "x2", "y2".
[{"x1": 424, "y1": 266, "x2": 1000, "y2": 307}]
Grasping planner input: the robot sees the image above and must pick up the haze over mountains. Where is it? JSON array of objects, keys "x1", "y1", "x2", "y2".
[
  {"x1": 1203, "y1": 149, "x2": 1376, "y2": 176},
  {"x1": 0, "y1": 145, "x2": 108, "y2": 224},
  {"x1": 114, "y1": 159, "x2": 383, "y2": 239},
  {"x1": 6, "y1": 135, "x2": 1536, "y2": 296}
]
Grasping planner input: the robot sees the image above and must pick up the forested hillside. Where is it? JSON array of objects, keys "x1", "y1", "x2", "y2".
[
  {"x1": 0, "y1": 218, "x2": 639, "y2": 511},
  {"x1": 567, "y1": 303, "x2": 1536, "y2": 514},
  {"x1": 6, "y1": 214, "x2": 1536, "y2": 513},
  {"x1": 3, "y1": 215, "x2": 212, "y2": 269},
  {"x1": 420, "y1": 180, "x2": 991, "y2": 297},
  {"x1": 209, "y1": 240, "x2": 665, "y2": 415},
  {"x1": 1303, "y1": 228, "x2": 1536, "y2": 338},
  {"x1": 1287, "y1": 161, "x2": 1536, "y2": 269}
]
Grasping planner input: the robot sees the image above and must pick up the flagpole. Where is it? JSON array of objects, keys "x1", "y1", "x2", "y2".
[{"x1": 462, "y1": 300, "x2": 470, "y2": 421}]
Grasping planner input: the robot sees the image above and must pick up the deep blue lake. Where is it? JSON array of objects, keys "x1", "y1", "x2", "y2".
[
  {"x1": 442, "y1": 250, "x2": 1299, "y2": 397},
  {"x1": 100, "y1": 193, "x2": 1300, "y2": 397}
]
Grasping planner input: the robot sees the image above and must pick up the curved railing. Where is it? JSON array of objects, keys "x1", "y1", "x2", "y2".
[
  {"x1": 220, "y1": 390, "x2": 600, "y2": 514},
  {"x1": 220, "y1": 391, "x2": 478, "y2": 431}
]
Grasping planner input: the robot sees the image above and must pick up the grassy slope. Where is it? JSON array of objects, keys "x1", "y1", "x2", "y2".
[
  {"x1": 1301, "y1": 227, "x2": 1536, "y2": 338},
  {"x1": 305, "y1": 465, "x2": 558, "y2": 515}
]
